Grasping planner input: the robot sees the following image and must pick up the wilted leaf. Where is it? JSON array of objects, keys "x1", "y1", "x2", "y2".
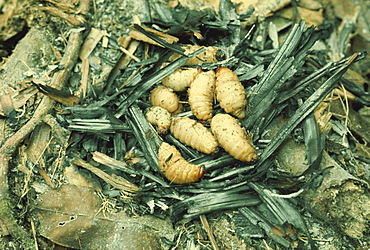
[
  {"x1": 278, "y1": 6, "x2": 324, "y2": 27},
  {"x1": 301, "y1": 152, "x2": 370, "y2": 239},
  {"x1": 330, "y1": 0, "x2": 359, "y2": 19},
  {"x1": 298, "y1": 0, "x2": 323, "y2": 10},
  {"x1": 232, "y1": 0, "x2": 290, "y2": 25},
  {"x1": 33, "y1": 184, "x2": 174, "y2": 249}
]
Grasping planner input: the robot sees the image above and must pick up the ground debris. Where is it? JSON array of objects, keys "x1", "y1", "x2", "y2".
[{"x1": 1, "y1": 0, "x2": 370, "y2": 249}]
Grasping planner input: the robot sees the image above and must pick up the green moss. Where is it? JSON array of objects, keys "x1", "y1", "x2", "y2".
[{"x1": 0, "y1": 192, "x2": 35, "y2": 249}]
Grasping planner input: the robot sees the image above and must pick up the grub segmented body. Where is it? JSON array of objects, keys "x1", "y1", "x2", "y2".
[
  {"x1": 158, "y1": 142, "x2": 205, "y2": 184},
  {"x1": 149, "y1": 85, "x2": 181, "y2": 114},
  {"x1": 145, "y1": 106, "x2": 172, "y2": 133},
  {"x1": 211, "y1": 113, "x2": 257, "y2": 162},
  {"x1": 188, "y1": 70, "x2": 216, "y2": 121},
  {"x1": 162, "y1": 67, "x2": 199, "y2": 92},
  {"x1": 215, "y1": 67, "x2": 247, "y2": 119},
  {"x1": 168, "y1": 45, "x2": 225, "y2": 66},
  {"x1": 170, "y1": 117, "x2": 218, "y2": 154}
]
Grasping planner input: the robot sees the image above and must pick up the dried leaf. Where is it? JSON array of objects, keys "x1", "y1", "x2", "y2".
[
  {"x1": 231, "y1": 0, "x2": 291, "y2": 25},
  {"x1": 64, "y1": 164, "x2": 102, "y2": 190},
  {"x1": 301, "y1": 152, "x2": 370, "y2": 239},
  {"x1": 33, "y1": 83, "x2": 80, "y2": 107},
  {"x1": 330, "y1": 99, "x2": 370, "y2": 144},
  {"x1": 298, "y1": 0, "x2": 323, "y2": 10},
  {"x1": 33, "y1": 184, "x2": 174, "y2": 249},
  {"x1": 278, "y1": 6, "x2": 324, "y2": 27}
]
